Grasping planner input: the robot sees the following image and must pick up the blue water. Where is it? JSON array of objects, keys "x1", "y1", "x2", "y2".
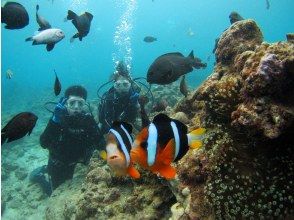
[{"x1": 2, "y1": 0, "x2": 294, "y2": 113}]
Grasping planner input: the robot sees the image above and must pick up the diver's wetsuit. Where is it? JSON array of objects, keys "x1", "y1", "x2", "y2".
[
  {"x1": 40, "y1": 113, "x2": 101, "y2": 190},
  {"x1": 98, "y1": 87, "x2": 139, "y2": 135}
]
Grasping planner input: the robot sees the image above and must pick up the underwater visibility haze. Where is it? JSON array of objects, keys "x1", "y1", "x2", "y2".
[{"x1": 1, "y1": 0, "x2": 294, "y2": 219}]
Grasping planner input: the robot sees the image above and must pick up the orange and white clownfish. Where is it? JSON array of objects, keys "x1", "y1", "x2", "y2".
[
  {"x1": 100, "y1": 121, "x2": 140, "y2": 179},
  {"x1": 130, "y1": 113, "x2": 205, "y2": 179}
]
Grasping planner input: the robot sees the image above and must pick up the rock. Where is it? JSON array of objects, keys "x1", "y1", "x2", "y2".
[{"x1": 216, "y1": 19, "x2": 263, "y2": 65}]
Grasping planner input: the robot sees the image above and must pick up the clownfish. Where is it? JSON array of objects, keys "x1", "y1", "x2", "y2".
[
  {"x1": 100, "y1": 122, "x2": 140, "y2": 179},
  {"x1": 130, "y1": 113, "x2": 205, "y2": 179}
]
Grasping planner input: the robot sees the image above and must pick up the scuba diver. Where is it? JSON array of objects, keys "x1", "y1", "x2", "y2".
[
  {"x1": 98, "y1": 61, "x2": 141, "y2": 135},
  {"x1": 30, "y1": 85, "x2": 102, "y2": 195}
]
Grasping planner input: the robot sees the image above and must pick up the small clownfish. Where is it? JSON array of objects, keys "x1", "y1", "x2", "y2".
[
  {"x1": 100, "y1": 122, "x2": 140, "y2": 179},
  {"x1": 130, "y1": 113, "x2": 205, "y2": 179}
]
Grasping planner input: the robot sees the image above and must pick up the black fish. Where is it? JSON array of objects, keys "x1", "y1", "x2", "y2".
[
  {"x1": 1, "y1": 112, "x2": 38, "y2": 144},
  {"x1": 229, "y1": 11, "x2": 244, "y2": 24},
  {"x1": 147, "y1": 50, "x2": 207, "y2": 85},
  {"x1": 1, "y1": 2, "x2": 29, "y2": 29},
  {"x1": 266, "y1": 0, "x2": 270, "y2": 9},
  {"x1": 180, "y1": 75, "x2": 189, "y2": 97},
  {"x1": 144, "y1": 36, "x2": 157, "y2": 43},
  {"x1": 36, "y1": 4, "x2": 51, "y2": 31},
  {"x1": 65, "y1": 10, "x2": 93, "y2": 42},
  {"x1": 54, "y1": 70, "x2": 61, "y2": 96}
]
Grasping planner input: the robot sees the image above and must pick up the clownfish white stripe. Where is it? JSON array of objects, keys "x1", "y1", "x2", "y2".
[
  {"x1": 109, "y1": 129, "x2": 130, "y2": 167},
  {"x1": 170, "y1": 121, "x2": 180, "y2": 160},
  {"x1": 147, "y1": 123, "x2": 158, "y2": 166},
  {"x1": 120, "y1": 124, "x2": 132, "y2": 147}
]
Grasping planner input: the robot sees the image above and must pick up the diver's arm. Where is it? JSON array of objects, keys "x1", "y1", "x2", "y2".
[{"x1": 40, "y1": 118, "x2": 62, "y2": 149}]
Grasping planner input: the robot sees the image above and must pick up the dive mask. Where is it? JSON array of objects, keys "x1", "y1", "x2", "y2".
[{"x1": 66, "y1": 97, "x2": 86, "y2": 111}]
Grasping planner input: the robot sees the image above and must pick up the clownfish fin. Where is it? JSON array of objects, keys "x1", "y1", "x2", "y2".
[
  {"x1": 100, "y1": 150, "x2": 107, "y2": 160},
  {"x1": 187, "y1": 127, "x2": 206, "y2": 150},
  {"x1": 190, "y1": 140, "x2": 202, "y2": 149},
  {"x1": 190, "y1": 127, "x2": 206, "y2": 135},
  {"x1": 135, "y1": 127, "x2": 149, "y2": 143},
  {"x1": 127, "y1": 165, "x2": 140, "y2": 179},
  {"x1": 153, "y1": 164, "x2": 177, "y2": 179},
  {"x1": 160, "y1": 139, "x2": 175, "y2": 165},
  {"x1": 130, "y1": 146, "x2": 148, "y2": 167}
]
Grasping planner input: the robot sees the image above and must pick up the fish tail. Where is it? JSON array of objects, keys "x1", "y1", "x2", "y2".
[
  {"x1": 67, "y1": 10, "x2": 77, "y2": 20},
  {"x1": 187, "y1": 128, "x2": 206, "y2": 149},
  {"x1": 25, "y1": 37, "x2": 33, "y2": 42}
]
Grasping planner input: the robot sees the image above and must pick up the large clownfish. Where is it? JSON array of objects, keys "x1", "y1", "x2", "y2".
[
  {"x1": 100, "y1": 122, "x2": 140, "y2": 179},
  {"x1": 130, "y1": 113, "x2": 205, "y2": 179}
]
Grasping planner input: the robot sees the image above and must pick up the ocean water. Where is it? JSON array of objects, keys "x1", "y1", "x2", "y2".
[{"x1": 1, "y1": 0, "x2": 294, "y2": 219}]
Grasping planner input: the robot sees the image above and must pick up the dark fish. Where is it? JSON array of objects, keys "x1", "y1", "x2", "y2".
[
  {"x1": 151, "y1": 100, "x2": 168, "y2": 113},
  {"x1": 138, "y1": 95, "x2": 150, "y2": 128},
  {"x1": 147, "y1": 50, "x2": 207, "y2": 85},
  {"x1": 65, "y1": 10, "x2": 93, "y2": 42},
  {"x1": 180, "y1": 75, "x2": 189, "y2": 97},
  {"x1": 36, "y1": 4, "x2": 51, "y2": 31},
  {"x1": 1, "y1": 112, "x2": 38, "y2": 144},
  {"x1": 1, "y1": 2, "x2": 29, "y2": 29},
  {"x1": 54, "y1": 70, "x2": 61, "y2": 96},
  {"x1": 229, "y1": 11, "x2": 244, "y2": 24},
  {"x1": 144, "y1": 36, "x2": 157, "y2": 43},
  {"x1": 266, "y1": 0, "x2": 270, "y2": 9}
]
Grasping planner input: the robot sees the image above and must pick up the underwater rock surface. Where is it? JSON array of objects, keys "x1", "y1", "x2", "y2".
[{"x1": 172, "y1": 19, "x2": 294, "y2": 219}]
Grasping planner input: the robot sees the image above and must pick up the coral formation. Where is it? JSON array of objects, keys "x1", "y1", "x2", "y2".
[{"x1": 171, "y1": 19, "x2": 294, "y2": 219}]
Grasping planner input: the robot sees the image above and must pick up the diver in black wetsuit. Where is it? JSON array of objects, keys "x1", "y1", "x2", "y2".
[
  {"x1": 98, "y1": 61, "x2": 140, "y2": 135},
  {"x1": 30, "y1": 85, "x2": 102, "y2": 195}
]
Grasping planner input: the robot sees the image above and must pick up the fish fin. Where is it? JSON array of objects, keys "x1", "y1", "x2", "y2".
[
  {"x1": 70, "y1": 33, "x2": 79, "y2": 43},
  {"x1": 79, "y1": 36, "x2": 83, "y2": 41},
  {"x1": 32, "y1": 40, "x2": 39, "y2": 45},
  {"x1": 85, "y1": 12, "x2": 93, "y2": 21},
  {"x1": 130, "y1": 146, "x2": 148, "y2": 167},
  {"x1": 127, "y1": 165, "x2": 140, "y2": 179},
  {"x1": 46, "y1": 43, "x2": 55, "y2": 51},
  {"x1": 153, "y1": 113, "x2": 171, "y2": 124},
  {"x1": 153, "y1": 164, "x2": 176, "y2": 179},
  {"x1": 190, "y1": 140, "x2": 202, "y2": 149},
  {"x1": 159, "y1": 139, "x2": 175, "y2": 165},
  {"x1": 158, "y1": 52, "x2": 184, "y2": 59},
  {"x1": 187, "y1": 128, "x2": 206, "y2": 149},
  {"x1": 190, "y1": 128, "x2": 206, "y2": 135},
  {"x1": 188, "y1": 50, "x2": 194, "y2": 59},
  {"x1": 136, "y1": 127, "x2": 149, "y2": 143},
  {"x1": 100, "y1": 150, "x2": 107, "y2": 160},
  {"x1": 36, "y1": 4, "x2": 39, "y2": 11},
  {"x1": 25, "y1": 37, "x2": 33, "y2": 42},
  {"x1": 67, "y1": 10, "x2": 77, "y2": 20}
]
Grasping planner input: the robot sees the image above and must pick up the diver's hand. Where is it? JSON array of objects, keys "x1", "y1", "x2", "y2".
[
  {"x1": 130, "y1": 92, "x2": 139, "y2": 104},
  {"x1": 52, "y1": 97, "x2": 68, "y2": 123}
]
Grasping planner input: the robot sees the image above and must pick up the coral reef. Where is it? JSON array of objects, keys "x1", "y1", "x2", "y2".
[
  {"x1": 71, "y1": 155, "x2": 176, "y2": 220},
  {"x1": 171, "y1": 19, "x2": 294, "y2": 219}
]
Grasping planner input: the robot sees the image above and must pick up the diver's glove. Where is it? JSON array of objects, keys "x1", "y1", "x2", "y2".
[
  {"x1": 130, "y1": 92, "x2": 139, "y2": 104},
  {"x1": 52, "y1": 97, "x2": 68, "y2": 124}
]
